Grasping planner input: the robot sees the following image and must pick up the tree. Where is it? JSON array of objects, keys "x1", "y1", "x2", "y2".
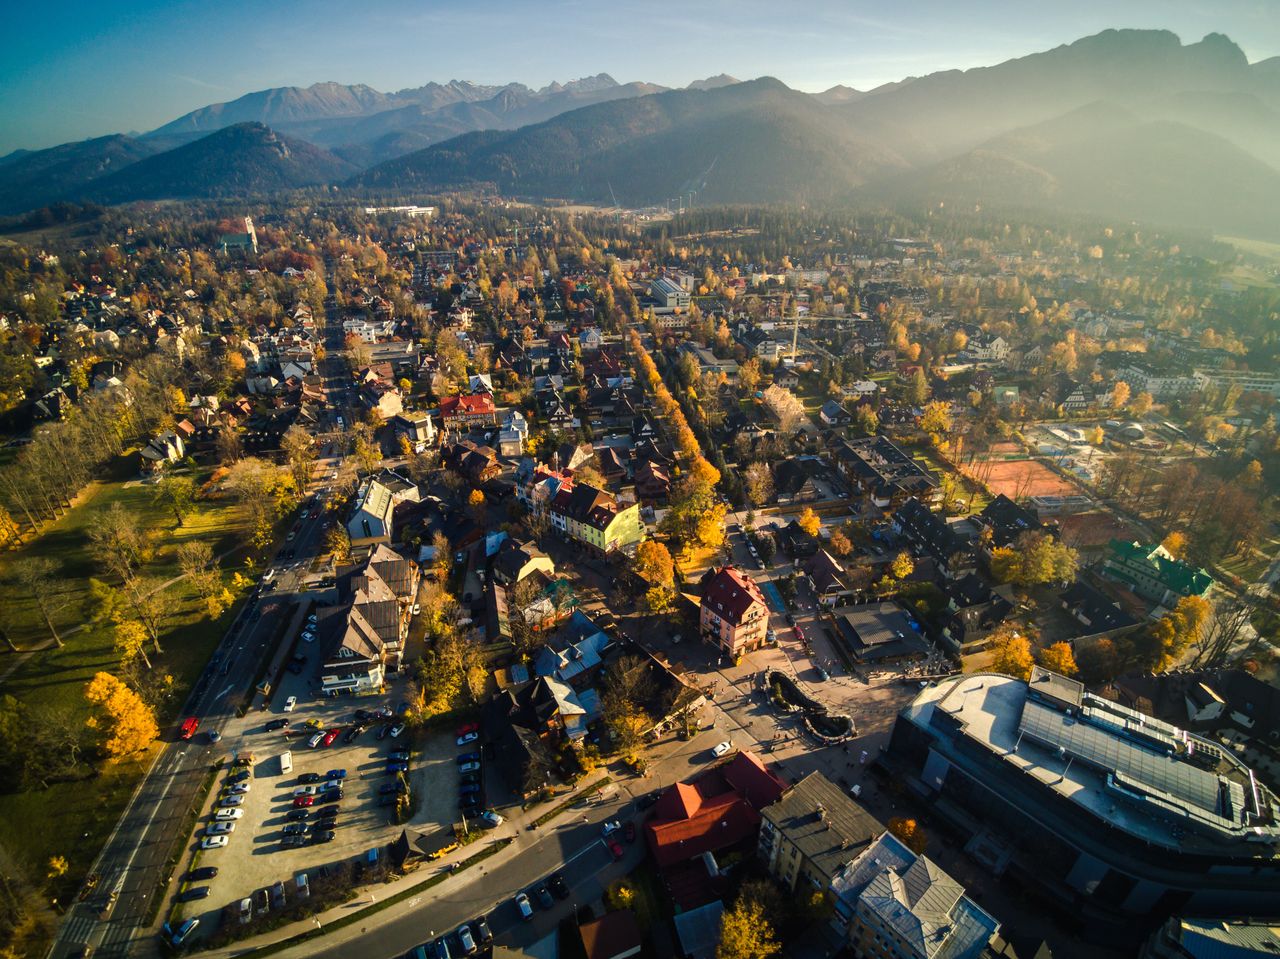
[
  {"x1": 12, "y1": 557, "x2": 71, "y2": 648},
  {"x1": 888, "y1": 816, "x2": 928, "y2": 855},
  {"x1": 113, "y1": 619, "x2": 153, "y2": 671},
  {"x1": 1037, "y1": 641, "x2": 1079, "y2": 677},
  {"x1": 797, "y1": 507, "x2": 821, "y2": 538},
  {"x1": 152, "y1": 474, "x2": 195, "y2": 527},
  {"x1": 431, "y1": 531, "x2": 452, "y2": 579},
  {"x1": 906, "y1": 368, "x2": 930, "y2": 405},
  {"x1": 919, "y1": 401, "x2": 952, "y2": 440},
  {"x1": 633, "y1": 541, "x2": 675, "y2": 590},
  {"x1": 743, "y1": 462, "x2": 774, "y2": 507},
  {"x1": 1161, "y1": 531, "x2": 1188, "y2": 560},
  {"x1": 1076, "y1": 638, "x2": 1122, "y2": 685},
  {"x1": 325, "y1": 525, "x2": 352, "y2": 563},
  {"x1": 717, "y1": 895, "x2": 780, "y2": 959},
  {"x1": 738, "y1": 358, "x2": 761, "y2": 396},
  {"x1": 1111, "y1": 381, "x2": 1131, "y2": 409},
  {"x1": 855, "y1": 404, "x2": 879, "y2": 436},
  {"x1": 1142, "y1": 595, "x2": 1211, "y2": 671},
  {"x1": 989, "y1": 628, "x2": 1034, "y2": 681},
  {"x1": 1130, "y1": 391, "x2": 1154, "y2": 418},
  {"x1": 281, "y1": 424, "x2": 316, "y2": 492},
  {"x1": 990, "y1": 531, "x2": 1078, "y2": 586},
  {"x1": 890, "y1": 551, "x2": 914, "y2": 581},
  {"x1": 84, "y1": 672, "x2": 158, "y2": 760},
  {"x1": 467, "y1": 488, "x2": 486, "y2": 522},
  {"x1": 829, "y1": 528, "x2": 853, "y2": 557},
  {"x1": 644, "y1": 585, "x2": 675, "y2": 613}
]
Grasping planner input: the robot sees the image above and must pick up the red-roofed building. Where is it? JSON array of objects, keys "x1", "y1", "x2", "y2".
[
  {"x1": 644, "y1": 750, "x2": 786, "y2": 871},
  {"x1": 699, "y1": 566, "x2": 769, "y2": 657},
  {"x1": 439, "y1": 393, "x2": 498, "y2": 428}
]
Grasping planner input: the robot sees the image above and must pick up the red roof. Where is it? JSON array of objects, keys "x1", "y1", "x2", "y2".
[
  {"x1": 643, "y1": 750, "x2": 786, "y2": 868},
  {"x1": 700, "y1": 566, "x2": 767, "y2": 626},
  {"x1": 440, "y1": 393, "x2": 495, "y2": 416}
]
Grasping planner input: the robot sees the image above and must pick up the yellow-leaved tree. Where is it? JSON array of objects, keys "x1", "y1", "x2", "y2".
[
  {"x1": 717, "y1": 894, "x2": 780, "y2": 959},
  {"x1": 1037, "y1": 641, "x2": 1079, "y2": 677},
  {"x1": 84, "y1": 672, "x2": 158, "y2": 760},
  {"x1": 797, "y1": 507, "x2": 821, "y2": 538}
]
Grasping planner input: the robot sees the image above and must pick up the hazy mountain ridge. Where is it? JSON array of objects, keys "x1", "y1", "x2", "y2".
[
  {"x1": 73, "y1": 123, "x2": 357, "y2": 203},
  {"x1": 0, "y1": 134, "x2": 164, "y2": 215},
  {"x1": 6, "y1": 29, "x2": 1280, "y2": 238}
]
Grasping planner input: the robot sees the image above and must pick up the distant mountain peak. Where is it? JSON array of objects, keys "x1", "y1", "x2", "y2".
[
  {"x1": 687, "y1": 74, "x2": 740, "y2": 91},
  {"x1": 813, "y1": 84, "x2": 865, "y2": 104}
]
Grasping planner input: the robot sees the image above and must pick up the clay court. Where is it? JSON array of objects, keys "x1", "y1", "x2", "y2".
[{"x1": 962, "y1": 455, "x2": 1079, "y2": 500}]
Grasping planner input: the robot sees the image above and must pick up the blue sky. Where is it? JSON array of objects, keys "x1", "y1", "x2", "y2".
[{"x1": 1, "y1": 0, "x2": 1278, "y2": 154}]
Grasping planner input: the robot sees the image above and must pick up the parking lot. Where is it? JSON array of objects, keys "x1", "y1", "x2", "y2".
[{"x1": 168, "y1": 652, "x2": 486, "y2": 943}]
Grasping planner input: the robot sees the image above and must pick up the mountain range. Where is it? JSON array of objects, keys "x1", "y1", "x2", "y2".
[{"x1": 4, "y1": 31, "x2": 1280, "y2": 238}]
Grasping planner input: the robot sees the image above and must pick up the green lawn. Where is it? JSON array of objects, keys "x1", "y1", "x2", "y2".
[{"x1": 0, "y1": 472, "x2": 253, "y2": 895}]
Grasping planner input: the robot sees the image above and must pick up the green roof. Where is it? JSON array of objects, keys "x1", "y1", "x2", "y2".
[{"x1": 1105, "y1": 539, "x2": 1214, "y2": 596}]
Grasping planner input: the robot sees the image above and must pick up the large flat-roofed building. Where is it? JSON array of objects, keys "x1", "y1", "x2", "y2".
[
  {"x1": 834, "y1": 602, "x2": 930, "y2": 663},
  {"x1": 885, "y1": 667, "x2": 1280, "y2": 943},
  {"x1": 650, "y1": 275, "x2": 690, "y2": 311}
]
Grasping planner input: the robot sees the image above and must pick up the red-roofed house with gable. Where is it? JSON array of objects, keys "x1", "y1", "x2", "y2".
[
  {"x1": 439, "y1": 393, "x2": 498, "y2": 429},
  {"x1": 699, "y1": 566, "x2": 769, "y2": 657},
  {"x1": 644, "y1": 750, "x2": 787, "y2": 908}
]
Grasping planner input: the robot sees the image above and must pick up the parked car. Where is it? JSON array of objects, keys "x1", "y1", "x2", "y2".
[
  {"x1": 187, "y1": 866, "x2": 218, "y2": 881},
  {"x1": 459, "y1": 773, "x2": 481, "y2": 786},
  {"x1": 229, "y1": 781, "x2": 251, "y2": 795},
  {"x1": 474, "y1": 916, "x2": 493, "y2": 945},
  {"x1": 206, "y1": 820, "x2": 235, "y2": 835},
  {"x1": 319, "y1": 788, "x2": 344, "y2": 803},
  {"x1": 227, "y1": 771, "x2": 250, "y2": 784},
  {"x1": 343, "y1": 725, "x2": 363, "y2": 744},
  {"x1": 637, "y1": 790, "x2": 660, "y2": 810},
  {"x1": 281, "y1": 834, "x2": 307, "y2": 848},
  {"x1": 307, "y1": 733, "x2": 324, "y2": 748},
  {"x1": 311, "y1": 830, "x2": 336, "y2": 844},
  {"x1": 389, "y1": 750, "x2": 410, "y2": 761},
  {"x1": 456, "y1": 752, "x2": 481, "y2": 765},
  {"x1": 379, "y1": 782, "x2": 407, "y2": 796},
  {"x1": 601, "y1": 819, "x2": 622, "y2": 837},
  {"x1": 456, "y1": 923, "x2": 476, "y2": 955},
  {"x1": 547, "y1": 873, "x2": 570, "y2": 900},
  {"x1": 456, "y1": 722, "x2": 479, "y2": 737},
  {"x1": 514, "y1": 892, "x2": 533, "y2": 921},
  {"x1": 282, "y1": 823, "x2": 307, "y2": 837},
  {"x1": 200, "y1": 835, "x2": 229, "y2": 850},
  {"x1": 325, "y1": 769, "x2": 347, "y2": 780},
  {"x1": 458, "y1": 761, "x2": 480, "y2": 774},
  {"x1": 390, "y1": 723, "x2": 406, "y2": 738},
  {"x1": 608, "y1": 838, "x2": 625, "y2": 860},
  {"x1": 323, "y1": 778, "x2": 345, "y2": 791},
  {"x1": 376, "y1": 723, "x2": 392, "y2": 740},
  {"x1": 271, "y1": 881, "x2": 287, "y2": 910},
  {"x1": 386, "y1": 762, "x2": 409, "y2": 775},
  {"x1": 177, "y1": 886, "x2": 210, "y2": 902},
  {"x1": 238, "y1": 897, "x2": 252, "y2": 924},
  {"x1": 215, "y1": 808, "x2": 243, "y2": 821},
  {"x1": 321, "y1": 728, "x2": 341, "y2": 746},
  {"x1": 286, "y1": 809, "x2": 310, "y2": 821},
  {"x1": 292, "y1": 795, "x2": 316, "y2": 808},
  {"x1": 283, "y1": 696, "x2": 297, "y2": 712},
  {"x1": 712, "y1": 740, "x2": 733, "y2": 758},
  {"x1": 266, "y1": 718, "x2": 289, "y2": 731},
  {"x1": 218, "y1": 795, "x2": 244, "y2": 808},
  {"x1": 459, "y1": 796, "x2": 482, "y2": 812},
  {"x1": 624, "y1": 821, "x2": 636, "y2": 843},
  {"x1": 169, "y1": 918, "x2": 200, "y2": 946},
  {"x1": 479, "y1": 810, "x2": 504, "y2": 828},
  {"x1": 298, "y1": 772, "x2": 322, "y2": 784},
  {"x1": 534, "y1": 884, "x2": 554, "y2": 910},
  {"x1": 458, "y1": 783, "x2": 481, "y2": 796},
  {"x1": 456, "y1": 731, "x2": 479, "y2": 747},
  {"x1": 293, "y1": 785, "x2": 321, "y2": 797}
]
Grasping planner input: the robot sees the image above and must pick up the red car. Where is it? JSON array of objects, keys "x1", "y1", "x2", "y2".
[
  {"x1": 321, "y1": 728, "x2": 341, "y2": 747},
  {"x1": 456, "y1": 721, "x2": 479, "y2": 737},
  {"x1": 607, "y1": 839, "x2": 624, "y2": 861},
  {"x1": 179, "y1": 717, "x2": 200, "y2": 741},
  {"x1": 293, "y1": 795, "x2": 316, "y2": 808},
  {"x1": 794, "y1": 625, "x2": 806, "y2": 642}
]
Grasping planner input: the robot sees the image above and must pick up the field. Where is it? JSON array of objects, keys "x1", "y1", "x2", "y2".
[
  {"x1": 0, "y1": 469, "x2": 252, "y2": 904},
  {"x1": 1056, "y1": 511, "x2": 1138, "y2": 550},
  {"x1": 961, "y1": 444, "x2": 1080, "y2": 501}
]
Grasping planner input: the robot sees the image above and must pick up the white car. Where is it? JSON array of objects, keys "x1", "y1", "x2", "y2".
[
  {"x1": 411, "y1": 604, "x2": 421, "y2": 616},
  {"x1": 456, "y1": 731, "x2": 479, "y2": 747},
  {"x1": 201, "y1": 835, "x2": 229, "y2": 849},
  {"x1": 308, "y1": 733, "x2": 324, "y2": 748},
  {"x1": 302, "y1": 632, "x2": 316, "y2": 643},
  {"x1": 601, "y1": 820, "x2": 622, "y2": 837},
  {"x1": 712, "y1": 741, "x2": 733, "y2": 758},
  {"x1": 390, "y1": 723, "x2": 405, "y2": 738},
  {"x1": 215, "y1": 807, "x2": 244, "y2": 821},
  {"x1": 284, "y1": 696, "x2": 297, "y2": 712},
  {"x1": 293, "y1": 785, "x2": 320, "y2": 797},
  {"x1": 229, "y1": 782, "x2": 251, "y2": 795},
  {"x1": 207, "y1": 821, "x2": 235, "y2": 835},
  {"x1": 219, "y1": 794, "x2": 245, "y2": 807}
]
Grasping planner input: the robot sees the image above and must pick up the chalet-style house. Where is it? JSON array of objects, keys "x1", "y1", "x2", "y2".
[{"x1": 699, "y1": 566, "x2": 769, "y2": 657}]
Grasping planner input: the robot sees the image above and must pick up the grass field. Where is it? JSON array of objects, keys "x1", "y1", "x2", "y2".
[
  {"x1": 0, "y1": 471, "x2": 252, "y2": 898},
  {"x1": 1217, "y1": 235, "x2": 1280, "y2": 266}
]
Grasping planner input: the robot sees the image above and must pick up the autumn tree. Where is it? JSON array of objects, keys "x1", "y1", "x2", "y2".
[
  {"x1": 325, "y1": 525, "x2": 352, "y2": 563},
  {"x1": 744, "y1": 462, "x2": 774, "y2": 507},
  {"x1": 919, "y1": 401, "x2": 952, "y2": 441},
  {"x1": 888, "y1": 817, "x2": 928, "y2": 855},
  {"x1": 797, "y1": 507, "x2": 821, "y2": 538},
  {"x1": 990, "y1": 531, "x2": 1077, "y2": 587},
  {"x1": 829, "y1": 528, "x2": 853, "y2": 557},
  {"x1": 1161, "y1": 531, "x2": 1188, "y2": 560},
  {"x1": 281, "y1": 424, "x2": 317, "y2": 492},
  {"x1": 1111, "y1": 381, "x2": 1131, "y2": 409},
  {"x1": 1141, "y1": 595, "x2": 1211, "y2": 671},
  {"x1": 989, "y1": 628, "x2": 1035, "y2": 681},
  {"x1": 84, "y1": 672, "x2": 158, "y2": 760},
  {"x1": 633, "y1": 541, "x2": 675, "y2": 590},
  {"x1": 113, "y1": 619, "x2": 153, "y2": 670},
  {"x1": 717, "y1": 893, "x2": 780, "y2": 959},
  {"x1": 738, "y1": 357, "x2": 761, "y2": 396},
  {"x1": 1130, "y1": 391, "x2": 1154, "y2": 418},
  {"x1": 890, "y1": 551, "x2": 915, "y2": 581},
  {"x1": 1037, "y1": 641, "x2": 1079, "y2": 677}
]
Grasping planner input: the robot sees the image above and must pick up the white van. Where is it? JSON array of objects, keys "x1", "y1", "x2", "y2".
[{"x1": 280, "y1": 751, "x2": 293, "y2": 775}]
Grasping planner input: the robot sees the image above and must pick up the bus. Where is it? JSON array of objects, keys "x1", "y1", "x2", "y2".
[{"x1": 179, "y1": 717, "x2": 200, "y2": 740}]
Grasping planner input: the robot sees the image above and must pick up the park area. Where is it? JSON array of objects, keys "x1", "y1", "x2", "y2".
[
  {"x1": 961, "y1": 442, "x2": 1081, "y2": 501},
  {"x1": 0, "y1": 467, "x2": 253, "y2": 937}
]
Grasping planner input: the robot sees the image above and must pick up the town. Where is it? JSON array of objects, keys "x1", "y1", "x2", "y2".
[{"x1": 1, "y1": 192, "x2": 1279, "y2": 959}]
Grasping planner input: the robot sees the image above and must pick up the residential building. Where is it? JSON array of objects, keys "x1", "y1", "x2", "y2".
[
  {"x1": 1119, "y1": 365, "x2": 1198, "y2": 401},
  {"x1": 391, "y1": 412, "x2": 436, "y2": 453},
  {"x1": 439, "y1": 392, "x2": 498, "y2": 429},
  {"x1": 831, "y1": 831, "x2": 999, "y2": 959},
  {"x1": 578, "y1": 910, "x2": 643, "y2": 959},
  {"x1": 833, "y1": 436, "x2": 938, "y2": 509},
  {"x1": 491, "y1": 538, "x2": 555, "y2": 585},
  {"x1": 1193, "y1": 368, "x2": 1280, "y2": 399},
  {"x1": 699, "y1": 566, "x2": 769, "y2": 657},
  {"x1": 1141, "y1": 917, "x2": 1280, "y2": 959},
  {"x1": 217, "y1": 216, "x2": 258, "y2": 255},
  {"x1": 834, "y1": 603, "x2": 929, "y2": 663},
  {"x1": 892, "y1": 498, "x2": 975, "y2": 578},
  {"x1": 758, "y1": 771, "x2": 882, "y2": 893},
  {"x1": 441, "y1": 439, "x2": 501, "y2": 485},
  {"x1": 885, "y1": 668, "x2": 1280, "y2": 937},
  {"x1": 974, "y1": 495, "x2": 1045, "y2": 549},
  {"x1": 1102, "y1": 539, "x2": 1214, "y2": 608},
  {"x1": 346, "y1": 471, "x2": 420, "y2": 544},
  {"x1": 140, "y1": 429, "x2": 185, "y2": 472},
  {"x1": 1059, "y1": 580, "x2": 1140, "y2": 641},
  {"x1": 547, "y1": 481, "x2": 644, "y2": 556}
]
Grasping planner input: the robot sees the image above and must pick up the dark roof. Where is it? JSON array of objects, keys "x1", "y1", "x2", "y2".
[
  {"x1": 895, "y1": 498, "x2": 971, "y2": 563},
  {"x1": 761, "y1": 771, "x2": 881, "y2": 881},
  {"x1": 1060, "y1": 580, "x2": 1139, "y2": 634},
  {"x1": 979, "y1": 494, "x2": 1043, "y2": 547},
  {"x1": 579, "y1": 910, "x2": 643, "y2": 959}
]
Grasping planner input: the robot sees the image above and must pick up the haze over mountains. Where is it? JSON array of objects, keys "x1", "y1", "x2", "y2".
[{"x1": 5, "y1": 29, "x2": 1280, "y2": 238}]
